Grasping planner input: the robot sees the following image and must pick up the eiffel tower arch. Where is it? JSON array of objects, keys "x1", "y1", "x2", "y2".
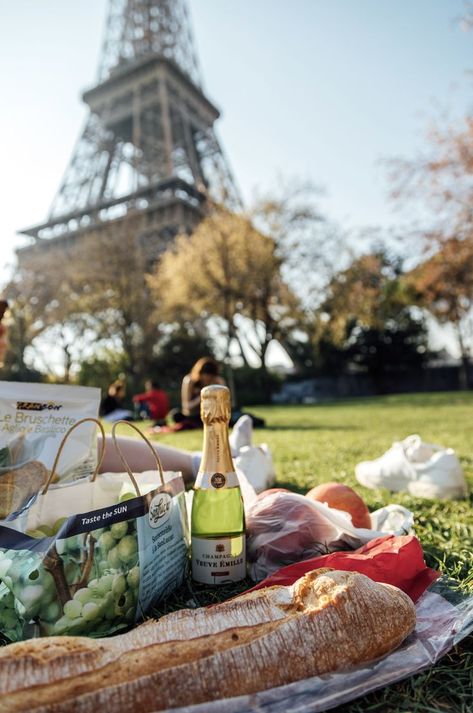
[{"x1": 18, "y1": 0, "x2": 241, "y2": 265}]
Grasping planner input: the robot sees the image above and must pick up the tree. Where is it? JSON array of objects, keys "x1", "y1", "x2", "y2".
[
  {"x1": 148, "y1": 325, "x2": 215, "y2": 397},
  {"x1": 9, "y1": 213, "x2": 163, "y2": 386},
  {"x1": 390, "y1": 116, "x2": 473, "y2": 386},
  {"x1": 4, "y1": 251, "x2": 91, "y2": 382},
  {"x1": 391, "y1": 116, "x2": 473, "y2": 238},
  {"x1": 3, "y1": 266, "x2": 49, "y2": 379},
  {"x1": 250, "y1": 180, "x2": 344, "y2": 311},
  {"x1": 76, "y1": 349, "x2": 129, "y2": 395},
  {"x1": 318, "y1": 251, "x2": 428, "y2": 390},
  {"x1": 67, "y1": 213, "x2": 160, "y2": 391},
  {"x1": 407, "y1": 237, "x2": 473, "y2": 388},
  {"x1": 149, "y1": 207, "x2": 299, "y2": 374}
]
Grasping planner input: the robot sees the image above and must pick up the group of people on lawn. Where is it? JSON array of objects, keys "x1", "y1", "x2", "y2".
[{"x1": 100, "y1": 356, "x2": 225, "y2": 430}]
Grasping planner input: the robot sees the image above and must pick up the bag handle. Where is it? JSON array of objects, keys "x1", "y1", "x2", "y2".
[
  {"x1": 42, "y1": 417, "x2": 107, "y2": 495},
  {"x1": 111, "y1": 420, "x2": 165, "y2": 494}
]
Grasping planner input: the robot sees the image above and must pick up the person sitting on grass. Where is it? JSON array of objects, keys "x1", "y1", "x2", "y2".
[
  {"x1": 100, "y1": 380, "x2": 134, "y2": 422},
  {"x1": 133, "y1": 379, "x2": 170, "y2": 427},
  {"x1": 172, "y1": 356, "x2": 225, "y2": 428}
]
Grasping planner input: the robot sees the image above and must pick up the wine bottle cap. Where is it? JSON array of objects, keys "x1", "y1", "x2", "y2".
[{"x1": 200, "y1": 385, "x2": 231, "y2": 424}]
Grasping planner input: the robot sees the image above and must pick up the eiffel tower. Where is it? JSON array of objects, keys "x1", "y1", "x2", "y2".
[{"x1": 18, "y1": 0, "x2": 241, "y2": 263}]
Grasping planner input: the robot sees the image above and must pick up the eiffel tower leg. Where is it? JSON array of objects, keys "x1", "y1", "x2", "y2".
[
  {"x1": 159, "y1": 76, "x2": 174, "y2": 177},
  {"x1": 182, "y1": 111, "x2": 206, "y2": 192},
  {"x1": 199, "y1": 127, "x2": 243, "y2": 210},
  {"x1": 49, "y1": 115, "x2": 115, "y2": 221}
]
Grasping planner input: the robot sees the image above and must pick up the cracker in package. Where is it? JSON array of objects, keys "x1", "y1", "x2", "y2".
[{"x1": 0, "y1": 382, "x2": 100, "y2": 519}]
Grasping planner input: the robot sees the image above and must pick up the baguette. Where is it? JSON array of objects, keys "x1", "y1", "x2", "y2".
[{"x1": 0, "y1": 568, "x2": 416, "y2": 712}]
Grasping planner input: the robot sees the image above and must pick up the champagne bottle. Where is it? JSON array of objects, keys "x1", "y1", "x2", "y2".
[{"x1": 191, "y1": 385, "x2": 246, "y2": 584}]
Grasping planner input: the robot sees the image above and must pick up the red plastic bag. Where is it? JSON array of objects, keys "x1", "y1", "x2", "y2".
[{"x1": 249, "y1": 535, "x2": 440, "y2": 602}]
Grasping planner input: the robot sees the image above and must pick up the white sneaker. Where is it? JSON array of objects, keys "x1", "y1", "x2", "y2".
[
  {"x1": 229, "y1": 415, "x2": 253, "y2": 456},
  {"x1": 355, "y1": 435, "x2": 468, "y2": 500},
  {"x1": 234, "y1": 444, "x2": 275, "y2": 494}
]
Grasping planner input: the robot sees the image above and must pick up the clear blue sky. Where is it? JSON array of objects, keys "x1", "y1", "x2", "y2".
[{"x1": 0, "y1": 0, "x2": 471, "y2": 285}]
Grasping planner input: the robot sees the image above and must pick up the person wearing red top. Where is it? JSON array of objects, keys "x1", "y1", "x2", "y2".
[{"x1": 133, "y1": 379, "x2": 170, "y2": 426}]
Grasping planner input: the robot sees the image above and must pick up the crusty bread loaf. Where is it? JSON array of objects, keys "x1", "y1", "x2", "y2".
[{"x1": 0, "y1": 568, "x2": 416, "y2": 712}]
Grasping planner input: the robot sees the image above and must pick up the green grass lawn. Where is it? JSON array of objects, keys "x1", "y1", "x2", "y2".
[{"x1": 133, "y1": 392, "x2": 472, "y2": 712}]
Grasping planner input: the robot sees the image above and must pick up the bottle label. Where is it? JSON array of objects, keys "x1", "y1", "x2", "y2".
[
  {"x1": 195, "y1": 470, "x2": 240, "y2": 489},
  {"x1": 192, "y1": 535, "x2": 246, "y2": 584}
]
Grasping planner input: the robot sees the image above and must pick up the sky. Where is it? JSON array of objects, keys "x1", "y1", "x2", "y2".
[{"x1": 0, "y1": 1, "x2": 471, "y2": 301}]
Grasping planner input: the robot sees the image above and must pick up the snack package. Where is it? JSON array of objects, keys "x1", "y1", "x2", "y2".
[
  {"x1": 0, "y1": 420, "x2": 189, "y2": 642},
  {"x1": 0, "y1": 382, "x2": 100, "y2": 519}
]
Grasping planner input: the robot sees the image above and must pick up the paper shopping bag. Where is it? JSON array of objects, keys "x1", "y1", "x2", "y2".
[{"x1": 0, "y1": 419, "x2": 188, "y2": 642}]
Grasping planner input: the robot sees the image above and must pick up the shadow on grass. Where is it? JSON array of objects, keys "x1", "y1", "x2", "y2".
[
  {"x1": 263, "y1": 391, "x2": 473, "y2": 410},
  {"x1": 271, "y1": 480, "x2": 307, "y2": 495}
]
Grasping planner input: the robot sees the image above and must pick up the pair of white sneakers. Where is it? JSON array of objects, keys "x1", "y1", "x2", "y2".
[{"x1": 355, "y1": 434, "x2": 468, "y2": 500}]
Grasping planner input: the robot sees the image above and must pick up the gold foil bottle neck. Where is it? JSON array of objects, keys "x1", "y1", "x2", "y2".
[{"x1": 200, "y1": 385, "x2": 231, "y2": 425}]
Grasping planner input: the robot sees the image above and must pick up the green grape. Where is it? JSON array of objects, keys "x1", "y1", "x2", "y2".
[
  {"x1": 107, "y1": 547, "x2": 121, "y2": 570},
  {"x1": 97, "y1": 560, "x2": 109, "y2": 575},
  {"x1": 114, "y1": 598, "x2": 126, "y2": 617},
  {"x1": 95, "y1": 574, "x2": 114, "y2": 595},
  {"x1": 126, "y1": 566, "x2": 140, "y2": 589},
  {"x1": 87, "y1": 578, "x2": 99, "y2": 592},
  {"x1": 73, "y1": 588, "x2": 93, "y2": 604},
  {"x1": 25, "y1": 528, "x2": 47, "y2": 539},
  {"x1": 82, "y1": 602, "x2": 100, "y2": 622},
  {"x1": 53, "y1": 615, "x2": 77, "y2": 634},
  {"x1": 91, "y1": 528, "x2": 105, "y2": 540},
  {"x1": 41, "y1": 600, "x2": 61, "y2": 623},
  {"x1": 102, "y1": 591, "x2": 114, "y2": 610},
  {"x1": 117, "y1": 535, "x2": 138, "y2": 564},
  {"x1": 104, "y1": 604, "x2": 117, "y2": 621},
  {"x1": 52, "y1": 517, "x2": 67, "y2": 534},
  {"x1": 112, "y1": 574, "x2": 127, "y2": 597},
  {"x1": 118, "y1": 492, "x2": 135, "y2": 503},
  {"x1": 37, "y1": 524, "x2": 55, "y2": 537},
  {"x1": 98, "y1": 531, "x2": 115, "y2": 552},
  {"x1": 64, "y1": 599, "x2": 83, "y2": 619},
  {"x1": 110, "y1": 522, "x2": 128, "y2": 540},
  {"x1": 122, "y1": 590, "x2": 135, "y2": 609}
]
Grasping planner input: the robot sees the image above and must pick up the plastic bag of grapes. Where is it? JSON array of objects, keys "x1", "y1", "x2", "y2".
[{"x1": 0, "y1": 419, "x2": 189, "y2": 641}]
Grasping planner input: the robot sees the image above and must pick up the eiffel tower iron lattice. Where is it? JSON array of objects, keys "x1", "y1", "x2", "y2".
[{"x1": 19, "y1": 0, "x2": 241, "y2": 260}]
